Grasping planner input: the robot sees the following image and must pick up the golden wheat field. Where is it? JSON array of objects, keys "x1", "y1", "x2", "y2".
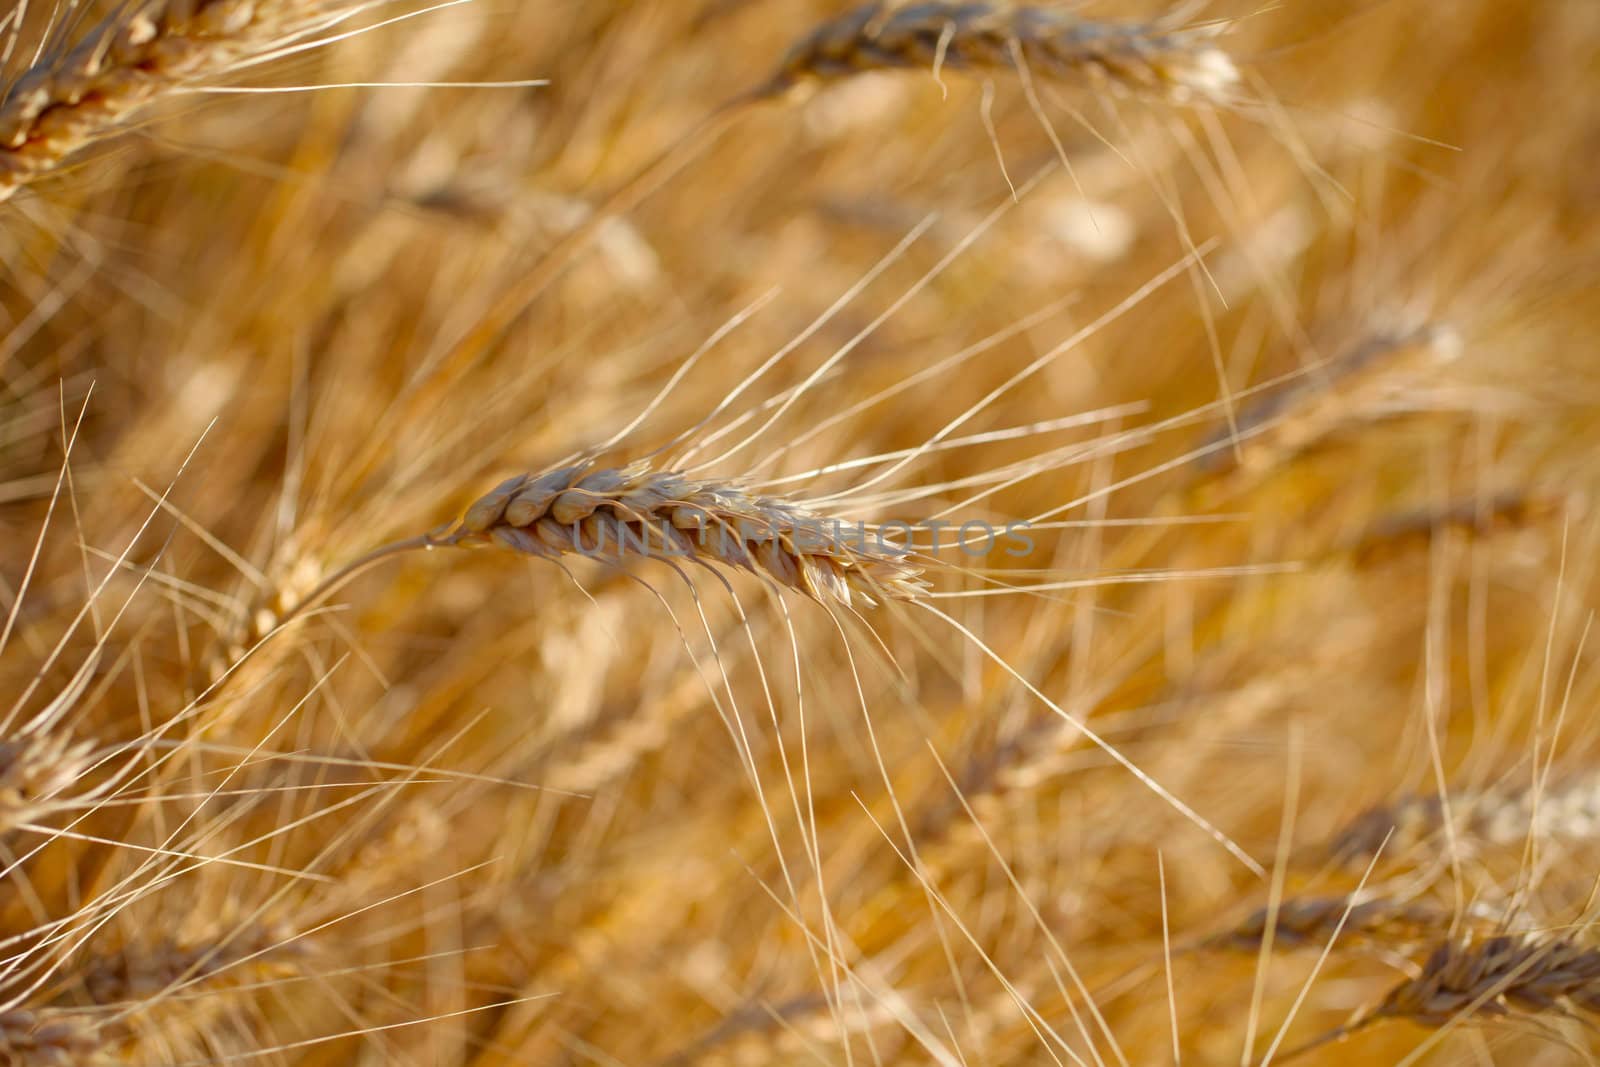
[{"x1": 1, "y1": 0, "x2": 1598, "y2": 1063}]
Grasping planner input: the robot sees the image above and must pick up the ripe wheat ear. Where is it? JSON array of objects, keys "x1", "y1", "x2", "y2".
[
  {"x1": 1375, "y1": 934, "x2": 1600, "y2": 1027},
  {"x1": 442, "y1": 462, "x2": 930, "y2": 608},
  {"x1": 0, "y1": 0, "x2": 358, "y2": 202},
  {"x1": 1279, "y1": 932, "x2": 1600, "y2": 1060},
  {"x1": 250, "y1": 459, "x2": 929, "y2": 646},
  {"x1": 764, "y1": 2, "x2": 1239, "y2": 104}
]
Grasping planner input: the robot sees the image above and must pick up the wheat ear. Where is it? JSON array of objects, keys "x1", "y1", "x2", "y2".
[
  {"x1": 1345, "y1": 490, "x2": 1560, "y2": 565},
  {"x1": 0, "y1": 0, "x2": 353, "y2": 202},
  {"x1": 0, "y1": 731, "x2": 94, "y2": 836},
  {"x1": 1202, "y1": 895, "x2": 1459, "y2": 954},
  {"x1": 1275, "y1": 931, "x2": 1600, "y2": 1060},
  {"x1": 75, "y1": 923, "x2": 306, "y2": 1007},
  {"x1": 439, "y1": 462, "x2": 929, "y2": 607},
  {"x1": 1376, "y1": 933, "x2": 1600, "y2": 1027},
  {"x1": 0, "y1": 1010, "x2": 102, "y2": 1066},
  {"x1": 764, "y1": 3, "x2": 1239, "y2": 103},
  {"x1": 251, "y1": 461, "x2": 927, "y2": 650},
  {"x1": 1329, "y1": 771, "x2": 1600, "y2": 867}
]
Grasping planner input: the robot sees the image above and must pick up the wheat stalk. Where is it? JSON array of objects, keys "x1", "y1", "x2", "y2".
[
  {"x1": 0, "y1": 0, "x2": 355, "y2": 202},
  {"x1": 764, "y1": 2, "x2": 1239, "y2": 104}
]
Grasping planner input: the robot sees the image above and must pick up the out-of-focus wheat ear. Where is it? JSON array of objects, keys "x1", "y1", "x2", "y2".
[
  {"x1": 1374, "y1": 933, "x2": 1600, "y2": 1027},
  {"x1": 1200, "y1": 895, "x2": 1461, "y2": 955},
  {"x1": 1196, "y1": 321, "x2": 1465, "y2": 488},
  {"x1": 0, "y1": 731, "x2": 94, "y2": 836},
  {"x1": 208, "y1": 546, "x2": 327, "y2": 675},
  {"x1": 762, "y1": 3, "x2": 1239, "y2": 104},
  {"x1": 1326, "y1": 792, "x2": 1451, "y2": 869},
  {"x1": 1327, "y1": 771, "x2": 1600, "y2": 869},
  {"x1": 76, "y1": 922, "x2": 309, "y2": 1007},
  {"x1": 0, "y1": 1009, "x2": 103, "y2": 1066},
  {"x1": 1343, "y1": 490, "x2": 1563, "y2": 566},
  {"x1": 0, "y1": 0, "x2": 359, "y2": 203},
  {"x1": 1273, "y1": 932, "x2": 1600, "y2": 1060},
  {"x1": 69, "y1": 922, "x2": 310, "y2": 1057},
  {"x1": 323, "y1": 803, "x2": 450, "y2": 904},
  {"x1": 435, "y1": 462, "x2": 930, "y2": 608}
]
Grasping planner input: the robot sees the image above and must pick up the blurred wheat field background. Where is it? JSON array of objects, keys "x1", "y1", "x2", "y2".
[{"x1": 1, "y1": 0, "x2": 1598, "y2": 1063}]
